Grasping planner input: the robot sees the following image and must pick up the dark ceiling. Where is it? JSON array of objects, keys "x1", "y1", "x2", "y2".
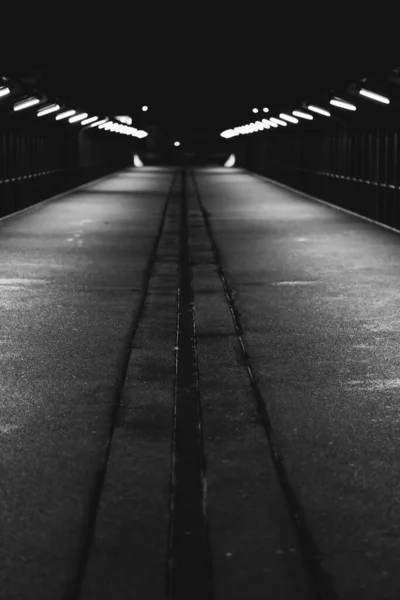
[{"x1": 3, "y1": 12, "x2": 398, "y2": 140}]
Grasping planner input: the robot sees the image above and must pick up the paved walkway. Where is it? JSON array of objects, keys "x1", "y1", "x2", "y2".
[{"x1": 2, "y1": 166, "x2": 400, "y2": 598}]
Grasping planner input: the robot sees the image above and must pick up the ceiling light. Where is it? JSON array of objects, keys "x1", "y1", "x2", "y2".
[
  {"x1": 254, "y1": 120, "x2": 266, "y2": 130},
  {"x1": 269, "y1": 117, "x2": 287, "y2": 126},
  {"x1": 91, "y1": 118, "x2": 109, "y2": 128},
  {"x1": 359, "y1": 88, "x2": 390, "y2": 104},
  {"x1": 262, "y1": 107, "x2": 269, "y2": 113},
  {"x1": 292, "y1": 110, "x2": 313, "y2": 120},
  {"x1": 81, "y1": 116, "x2": 99, "y2": 125},
  {"x1": 224, "y1": 154, "x2": 236, "y2": 167},
  {"x1": 307, "y1": 105, "x2": 331, "y2": 116},
  {"x1": 56, "y1": 110, "x2": 76, "y2": 120},
  {"x1": 14, "y1": 97, "x2": 40, "y2": 111},
  {"x1": 252, "y1": 108, "x2": 258, "y2": 113},
  {"x1": 221, "y1": 129, "x2": 235, "y2": 138},
  {"x1": 262, "y1": 118, "x2": 277, "y2": 128},
  {"x1": 329, "y1": 98, "x2": 356, "y2": 111},
  {"x1": 37, "y1": 104, "x2": 60, "y2": 116},
  {"x1": 69, "y1": 112, "x2": 88, "y2": 123},
  {"x1": 0, "y1": 86, "x2": 11, "y2": 98},
  {"x1": 280, "y1": 113, "x2": 299, "y2": 123}
]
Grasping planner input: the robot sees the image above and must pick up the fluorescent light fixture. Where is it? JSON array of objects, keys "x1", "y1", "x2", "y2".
[
  {"x1": 359, "y1": 88, "x2": 390, "y2": 104},
  {"x1": 330, "y1": 98, "x2": 356, "y2": 111},
  {"x1": 37, "y1": 104, "x2": 60, "y2": 116},
  {"x1": 262, "y1": 118, "x2": 277, "y2": 128},
  {"x1": 134, "y1": 154, "x2": 143, "y2": 167},
  {"x1": 91, "y1": 118, "x2": 108, "y2": 128},
  {"x1": 270, "y1": 117, "x2": 287, "y2": 126},
  {"x1": 56, "y1": 110, "x2": 76, "y2": 120},
  {"x1": 293, "y1": 110, "x2": 313, "y2": 120},
  {"x1": 69, "y1": 112, "x2": 88, "y2": 123},
  {"x1": 80, "y1": 116, "x2": 99, "y2": 125},
  {"x1": 224, "y1": 154, "x2": 236, "y2": 167},
  {"x1": 252, "y1": 108, "x2": 258, "y2": 113},
  {"x1": 262, "y1": 107, "x2": 269, "y2": 113},
  {"x1": 174, "y1": 141, "x2": 180, "y2": 147},
  {"x1": 261, "y1": 119, "x2": 270, "y2": 129},
  {"x1": 221, "y1": 129, "x2": 235, "y2": 138},
  {"x1": 137, "y1": 130, "x2": 148, "y2": 138},
  {"x1": 14, "y1": 97, "x2": 40, "y2": 111},
  {"x1": 280, "y1": 113, "x2": 299, "y2": 124},
  {"x1": 307, "y1": 105, "x2": 331, "y2": 116},
  {"x1": 0, "y1": 86, "x2": 11, "y2": 97},
  {"x1": 115, "y1": 115, "x2": 132, "y2": 124},
  {"x1": 142, "y1": 105, "x2": 148, "y2": 111},
  {"x1": 254, "y1": 120, "x2": 266, "y2": 130}
]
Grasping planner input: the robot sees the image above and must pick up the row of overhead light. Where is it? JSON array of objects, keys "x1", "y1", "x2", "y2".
[
  {"x1": 221, "y1": 87, "x2": 390, "y2": 139},
  {"x1": 0, "y1": 85, "x2": 148, "y2": 139}
]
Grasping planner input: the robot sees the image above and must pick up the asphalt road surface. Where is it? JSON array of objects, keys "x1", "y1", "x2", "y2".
[{"x1": 2, "y1": 165, "x2": 400, "y2": 599}]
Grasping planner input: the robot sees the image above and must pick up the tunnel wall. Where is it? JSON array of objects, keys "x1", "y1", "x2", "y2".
[
  {"x1": 0, "y1": 119, "x2": 137, "y2": 219},
  {"x1": 239, "y1": 124, "x2": 400, "y2": 230}
]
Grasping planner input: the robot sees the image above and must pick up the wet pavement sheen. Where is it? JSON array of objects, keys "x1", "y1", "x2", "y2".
[{"x1": 194, "y1": 167, "x2": 400, "y2": 599}]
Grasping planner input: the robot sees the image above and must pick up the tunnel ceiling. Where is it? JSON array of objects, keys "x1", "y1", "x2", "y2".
[{"x1": 3, "y1": 12, "x2": 398, "y2": 140}]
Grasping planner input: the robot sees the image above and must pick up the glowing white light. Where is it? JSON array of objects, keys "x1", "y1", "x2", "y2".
[
  {"x1": 81, "y1": 116, "x2": 99, "y2": 125},
  {"x1": 262, "y1": 107, "x2": 269, "y2": 113},
  {"x1": 37, "y1": 104, "x2": 60, "y2": 116},
  {"x1": 69, "y1": 112, "x2": 88, "y2": 123},
  {"x1": 261, "y1": 119, "x2": 270, "y2": 129},
  {"x1": 280, "y1": 113, "x2": 299, "y2": 124},
  {"x1": 252, "y1": 108, "x2": 258, "y2": 113},
  {"x1": 292, "y1": 110, "x2": 313, "y2": 120},
  {"x1": 115, "y1": 115, "x2": 132, "y2": 124},
  {"x1": 307, "y1": 105, "x2": 331, "y2": 116},
  {"x1": 262, "y1": 118, "x2": 277, "y2": 128},
  {"x1": 0, "y1": 86, "x2": 11, "y2": 98},
  {"x1": 359, "y1": 88, "x2": 390, "y2": 104},
  {"x1": 174, "y1": 141, "x2": 180, "y2": 146},
  {"x1": 14, "y1": 97, "x2": 40, "y2": 111},
  {"x1": 224, "y1": 154, "x2": 236, "y2": 167},
  {"x1": 56, "y1": 110, "x2": 76, "y2": 120},
  {"x1": 142, "y1": 105, "x2": 148, "y2": 112},
  {"x1": 91, "y1": 118, "x2": 108, "y2": 128},
  {"x1": 270, "y1": 117, "x2": 287, "y2": 126},
  {"x1": 134, "y1": 154, "x2": 144, "y2": 167},
  {"x1": 254, "y1": 120, "x2": 266, "y2": 130},
  {"x1": 221, "y1": 129, "x2": 236, "y2": 138},
  {"x1": 330, "y1": 98, "x2": 356, "y2": 111}
]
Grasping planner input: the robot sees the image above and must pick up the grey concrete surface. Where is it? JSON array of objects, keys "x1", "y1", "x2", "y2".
[
  {"x1": 187, "y1": 178, "x2": 315, "y2": 599},
  {"x1": 79, "y1": 175, "x2": 180, "y2": 599},
  {"x1": 0, "y1": 167, "x2": 174, "y2": 599},
  {"x1": 7, "y1": 163, "x2": 400, "y2": 599},
  {"x1": 194, "y1": 167, "x2": 400, "y2": 598}
]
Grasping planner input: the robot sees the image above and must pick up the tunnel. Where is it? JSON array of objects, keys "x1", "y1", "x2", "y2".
[{"x1": 1, "y1": 32, "x2": 400, "y2": 600}]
